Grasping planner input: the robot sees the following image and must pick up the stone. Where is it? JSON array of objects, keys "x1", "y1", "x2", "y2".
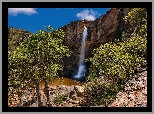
[
  {"x1": 74, "y1": 85, "x2": 84, "y2": 97},
  {"x1": 69, "y1": 90, "x2": 76, "y2": 98},
  {"x1": 50, "y1": 86, "x2": 57, "y2": 90},
  {"x1": 69, "y1": 99, "x2": 79, "y2": 104},
  {"x1": 68, "y1": 103, "x2": 74, "y2": 107}
]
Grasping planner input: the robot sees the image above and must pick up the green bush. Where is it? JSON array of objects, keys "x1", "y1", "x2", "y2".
[
  {"x1": 123, "y1": 8, "x2": 147, "y2": 37},
  {"x1": 83, "y1": 78, "x2": 121, "y2": 106},
  {"x1": 54, "y1": 94, "x2": 65, "y2": 105},
  {"x1": 87, "y1": 34, "x2": 146, "y2": 83}
]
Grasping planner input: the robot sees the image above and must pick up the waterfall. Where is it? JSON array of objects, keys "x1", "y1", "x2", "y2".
[{"x1": 74, "y1": 26, "x2": 88, "y2": 79}]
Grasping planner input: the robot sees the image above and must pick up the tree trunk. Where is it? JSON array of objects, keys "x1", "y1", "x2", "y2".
[
  {"x1": 44, "y1": 79, "x2": 50, "y2": 106},
  {"x1": 36, "y1": 83, "x2": 42, "y2": 107}
]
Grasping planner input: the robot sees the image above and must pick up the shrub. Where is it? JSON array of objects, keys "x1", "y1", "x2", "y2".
[
  {"x1": 87, "y1": 34, "x2": 146, "y2": 83},
  {"x1": 54, "y1": 94, "x2": 65, "y2": 105},
  {"x1": 123, "y1": 8, "x2": 147, "y2": 37},
  {"x1": 83, "y1": 78, "x2": 121, "y2": 106}
]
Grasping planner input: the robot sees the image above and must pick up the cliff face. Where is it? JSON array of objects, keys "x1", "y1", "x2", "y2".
[{"x1": 59, "y1": 8, "x2": 132, "y2": 77}]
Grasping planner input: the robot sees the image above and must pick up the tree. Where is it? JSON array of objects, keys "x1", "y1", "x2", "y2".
[
  {"x1": 123, "y1": 8, "x2": 147, "y2": 37},
  {"x1": 8, "y1": 25, "x2": 72, "y2": 106}
]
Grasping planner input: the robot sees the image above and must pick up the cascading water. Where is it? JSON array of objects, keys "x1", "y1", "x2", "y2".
[{"x1": 74, "y1": 26, "x2": 88, "y2": 79}]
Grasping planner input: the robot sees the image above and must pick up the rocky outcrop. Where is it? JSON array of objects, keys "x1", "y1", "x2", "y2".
[
  {"x1": 59, "y1": 8, "x2": 132, "y2": 77},
  {"x1": 8, "y1": 27, "x2": 32, "y2": 45},
  {"x1": 109, "y1": 61, "x2": 147, "y2": 107},
  {"x1": 8, "y1": 27, "x2": 32, "y2": 52},
  {"x1": 8, "y1": 84, "x2": 85, "y2": 107},
  {"x1": 109, "y1": 73, "x2": 147, "y2": 107}
]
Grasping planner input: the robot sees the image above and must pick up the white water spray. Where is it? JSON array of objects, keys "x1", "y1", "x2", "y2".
[{"x1": 74, "y1": 26, "x2": 88, "y2": 79}]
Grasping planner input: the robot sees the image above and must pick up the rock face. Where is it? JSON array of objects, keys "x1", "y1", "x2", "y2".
[
  {"x1": 8, "y1": 27, "x2": 32, "y2": 46},
  {"x1": 59, "y1": 8, "x2": 132, "y2": 77}
]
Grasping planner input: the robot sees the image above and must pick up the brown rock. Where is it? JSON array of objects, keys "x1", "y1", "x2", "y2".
[
  {"x1": 59, "y1": 8, "x2": 132, "y2": 77},
  {"x1": 69, "y1": 99, "x2": 79, "y2": 104},
  {"x1": 74, "y1": 85, "x2": 84, "y2": 97}
]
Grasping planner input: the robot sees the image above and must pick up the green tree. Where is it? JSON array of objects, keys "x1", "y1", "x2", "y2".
[
  {"x1": 123, "y1": 8, "x2": 147, "y2": 37},
  {"x1": 8, "y1": 25, "x2": 72, "y2": 106}
]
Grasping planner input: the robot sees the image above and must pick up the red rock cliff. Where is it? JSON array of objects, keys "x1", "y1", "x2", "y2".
[{"x1": 59, "y1": 8, "x2": 132, "y2": 77}]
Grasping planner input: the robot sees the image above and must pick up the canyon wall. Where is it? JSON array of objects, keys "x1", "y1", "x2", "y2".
[{"x1": 59, "y1": 8, "x2": 132, "y2": 77}]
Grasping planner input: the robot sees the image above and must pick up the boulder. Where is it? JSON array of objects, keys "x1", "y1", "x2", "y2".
[{"x1": 74, "y1": 85, "x2": 84, "y2": 97}]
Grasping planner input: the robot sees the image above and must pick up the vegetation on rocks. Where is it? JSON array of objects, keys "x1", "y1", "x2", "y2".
[
  {"x1": 8, "y1": 27, "x2": 32, "y2": 52},
  {"x1": 82, "y1": 78, "x2": 120, "y2": 106},
  {"x1": 84, "y1": 8, "x2": 147, "y2": 106},
  {"x1": 54, "y1": 93, "x2": 65, "y2": 105}
]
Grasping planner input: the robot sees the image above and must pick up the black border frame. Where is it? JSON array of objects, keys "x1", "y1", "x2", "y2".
[{"x1": 3, "y1": 2, "x2": 152, "y2": 112}]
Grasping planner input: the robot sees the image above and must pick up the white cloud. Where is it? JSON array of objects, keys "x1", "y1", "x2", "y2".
[
  {"x1": 76, "y1": 9, "x2": 100, "y2": 21},
  {"x1": 8, "y1": 8, "x2": 37, "y2": 16}
]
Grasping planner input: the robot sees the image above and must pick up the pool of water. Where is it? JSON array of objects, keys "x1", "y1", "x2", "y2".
[{"x1": 39, "y1": 77, "x2": 84, "y2": 88}]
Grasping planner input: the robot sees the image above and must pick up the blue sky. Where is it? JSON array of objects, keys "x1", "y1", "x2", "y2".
[{"x1": 8, "y1": 8, "x2": 110, "y2": 33}]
